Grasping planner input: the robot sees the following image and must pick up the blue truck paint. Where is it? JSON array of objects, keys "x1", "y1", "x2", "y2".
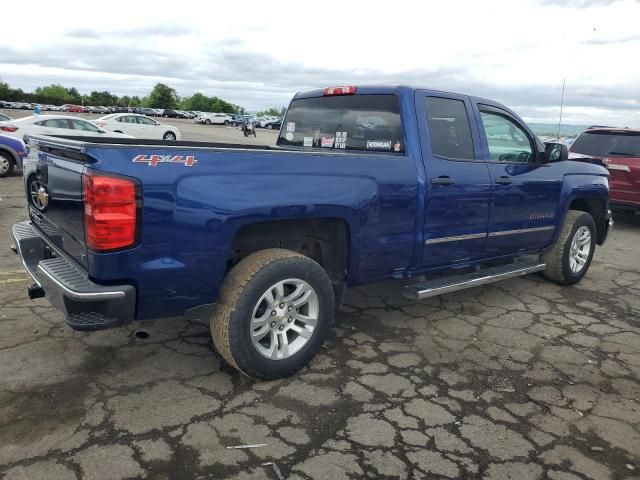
[{"x1": 17, "y1": 85, "x2": 610, "y2": 323}]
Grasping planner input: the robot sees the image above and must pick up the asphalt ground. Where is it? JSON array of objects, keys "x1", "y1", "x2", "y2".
[{"x1": 0, "y1": 129, "x2": 639, "y2": 479}]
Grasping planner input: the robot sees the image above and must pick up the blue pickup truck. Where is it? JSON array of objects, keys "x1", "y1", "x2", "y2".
[{"x1": 12, "y1": 85, "x2": 611, "y2": 379}]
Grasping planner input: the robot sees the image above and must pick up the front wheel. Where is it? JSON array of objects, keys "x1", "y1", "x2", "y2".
[
  {"x1": 205, "y1": 119, "x2": 211, "y2": 125},
  {"x1": 224, "y1": 120, "x2": 230, "y2": 125},
  {"x1": 163, "y1": 131, "x2": 176, "y2": 141},
  {"x1": 542, "y1": 210, "x2": 597, "y2": 285},
  {"x1": 266, "y1": 124, "x2": 273, "y2": 130},
  {"x1": 211, "y1": 249, "x2": 335, "y2": 379}
]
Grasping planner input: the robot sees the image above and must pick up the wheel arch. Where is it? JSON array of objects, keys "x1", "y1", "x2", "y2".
[
  {"x1": 566, "y1": 197, "x2": 608, "y2": 245},
  {"x1": 227, "y1": 217, "x2": 352, "y2": 288}
]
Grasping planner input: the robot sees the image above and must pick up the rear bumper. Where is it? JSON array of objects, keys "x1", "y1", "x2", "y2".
[{"x1": 11, "y1": 221, "x2": 136, "y2": 331}]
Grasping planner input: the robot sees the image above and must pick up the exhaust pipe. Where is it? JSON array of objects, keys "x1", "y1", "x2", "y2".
[{"x1": 28, "y1": 284, "x2": 45, "y2": 299}]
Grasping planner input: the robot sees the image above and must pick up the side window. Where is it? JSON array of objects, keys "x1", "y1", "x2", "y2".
[
  {"x1": 44, "y1": 119, "x2": 70, "y2": 129},
  {"x1": 70, "y1": 119, "x2": 99, "y2": 132},
  {"x1": 425, "y1": 97, "x2": 475, "y2": 160},
  {"x1": 480, "y1": 111, "x2": 533, "y2": 163},
  {"x1": 138, "y1": 117, "x2": 155, "y2": 125}
]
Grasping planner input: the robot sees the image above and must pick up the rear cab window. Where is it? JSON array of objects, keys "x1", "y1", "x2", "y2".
[
  {"x1": 425, "y1": 97, "x2": 475, "y2": 160},
  {"x1": 571, "y1": 130, "x2": 640, "y2": 158},
  {"x1": 277, "y1": 94, "x2": 404, "y2": 154}
]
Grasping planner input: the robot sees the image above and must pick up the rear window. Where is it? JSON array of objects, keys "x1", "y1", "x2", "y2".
[
  {"x1": 571, "y1": 130, "x2": 640, "y2": 158},
  {"x1": 277, "y1": 94, "x2": 404, "y2": 153}
]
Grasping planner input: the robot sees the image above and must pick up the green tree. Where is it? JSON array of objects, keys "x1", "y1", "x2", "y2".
[
  {"x1": 146, "y1": 83, "x2": 178, "y2": 109},
  {"x1": 34, "y1": 84, "x2": 75, "y2": 104},
  {"x1": 257, "y1": 107, "x2": 285, "y2": 117}
]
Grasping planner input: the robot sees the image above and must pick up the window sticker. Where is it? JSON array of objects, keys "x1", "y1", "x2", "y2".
[
  {"x1": 335, "y1": 132, "x2": 347, "y2": 149},
  {"x1": 286, "y1": 122, "x2": 296, "y2": 133},
  {"x1": 394, "y1": 140, "x2": 402, "y2": 152},
  {"x1": 285, "y1": 132, "x2": 294, "y2": 141},
  {"x1": 321, "y1": 137, "x2": 335, "y2": 148},
  {"x1": 303, "y1": 136, "x2": 313, "y2": 147},
  {"x1": 366, "y1": 140, "x2": 392, "y2": 150}
]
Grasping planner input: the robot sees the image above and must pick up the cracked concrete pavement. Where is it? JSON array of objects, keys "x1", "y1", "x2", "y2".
[{"x1": 1, "y1": 173, "x2": 639, "y2": 479}]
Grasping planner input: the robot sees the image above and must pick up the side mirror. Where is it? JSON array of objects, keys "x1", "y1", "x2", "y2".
[{"x1": 544, "y1": 142, "x2": 568, "y2": 163}]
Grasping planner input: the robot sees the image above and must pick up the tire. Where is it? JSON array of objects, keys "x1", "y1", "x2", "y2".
[
  {"x1": 211, "y1": 248, "x2": 335, "y2": 380},
  {"x1": 205, "y1": 119, "x2": 211, "y2": 125},
  {"x1": 224, "y1": 120, "x2": 230, "y2": 126},
  {"x1": 243, "y1": 130, "x2": 249, "y2": 137},
  {"x1": 0, "y1": 151, "x2": 15, "y2": 178},
  {"x1": 163, "y1": 131, "x2": 176, "y2": 141},
  {"x1": 542, "y1": 210, "x2": 597, "y2": 285},
  {"x1": 266, "y1": 124, "x2": 273, "y2": 130}
]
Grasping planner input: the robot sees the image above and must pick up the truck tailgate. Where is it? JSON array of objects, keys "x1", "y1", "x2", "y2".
[{"x1": 25, "y1": 137, "x2": 89, "y2": 268}]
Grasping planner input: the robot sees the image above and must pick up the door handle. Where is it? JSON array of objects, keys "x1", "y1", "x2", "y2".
[
  {"x1": 494, "y1": 176, "x2": 513, "y2": 185},
  {"x1": 431, "y1": 176, "x2": 455, "y2": 186}
]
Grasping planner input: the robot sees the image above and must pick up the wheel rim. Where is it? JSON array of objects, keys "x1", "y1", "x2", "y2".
[
  {"x1": 569, "y1": 226, "x2": 591, "y2": 273},
  {"x1": 0, "y1": 156, "x2": 10, "y2": 175},
  {"x1": 29, "y1": 179, "x2": 46, "y2": 210},
  {"x1": 250, "y1": 278, "x2": 319, "y2": 360},
  {"x1": 164, "y1": 132, "x2": 175, "y2": 140}
]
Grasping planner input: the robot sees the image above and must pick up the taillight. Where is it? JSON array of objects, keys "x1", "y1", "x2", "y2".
[
  {"x1": 323, "y1": 85, "x2": 357, "y2": 96},
  {"x1": 0, "y1": 125, "x2": 18, "y2": 132},
  {"x1": 82, "y1": 170, "x2": 138, "y2": 251}
]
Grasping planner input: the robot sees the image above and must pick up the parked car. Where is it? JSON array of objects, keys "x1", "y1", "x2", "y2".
[
  {"x1": 95, "y1": 114, "x2": 181, "y2": 141},
  {"x1": 0, "y1": 100, "x2": 12, "y2": 108},
  {"x1": 0, "y1": 115, "x2": 133, "y2": 141},
  {"x1": 12, "y1": 85, "x2": 611, "y2": 380},
  {"x1": 61, "y1": 104, "x2": 86, "y2": 113},
  {"x1": 231, "y1": 114, "x2": 254, "y2": 126},
  {"x1": 263, "y1": 119, "x2": 282, "y2": 130},
  {"x1": 0, "y1": 134, "x2": 26, "y2": 177},
  {"x1": 163, "y1": 109, "x2": 181, "y2": 118},
  {"x1": 0, "y1": 113, "x2": 11, "y2": 122},
  {"x1": 570, "y1": 127, "x2": 640, "y2": 213},
  {"x1": 139, "y1": 108, "x2": 158, "y2": 117},
  {"x1": 256, "y1": 116, "x2": 280, "y2": 128},
  {"x1": 198, "y1": 113, "x2": 233, "y2": 125}
]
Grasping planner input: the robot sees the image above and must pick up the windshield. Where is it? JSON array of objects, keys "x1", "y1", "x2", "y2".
[
  {"x1": 571, "y1": 130, "x2": 640, "y2": 158},
  {"x1": 278, "y1": 94, "x2": 404, "y2": 153}
]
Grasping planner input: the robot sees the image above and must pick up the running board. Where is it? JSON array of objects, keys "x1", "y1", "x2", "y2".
[{"x1": 403, "y1": 261, "x2": 545, "y2": 300}]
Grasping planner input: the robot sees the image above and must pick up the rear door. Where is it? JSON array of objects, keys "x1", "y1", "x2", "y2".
[
  {"x1": 136, "y1": 116, "x2": 160, "y2": 139},
  {"x1": 475, "y1": 104, "x2": 561, "y2": 256},
  {"x1": 416, "y1": 91, "x2": 492, "y2": 267},
  {"x1": 69, "y1": 118, "x2": 103, "y2": 137}
]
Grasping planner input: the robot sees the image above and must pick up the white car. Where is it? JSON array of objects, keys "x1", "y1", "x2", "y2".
[
  {"x1": 0, "y1": 115, "x2": 133, "y2": 141},
  {"x1": 96, "y1": 113, "x2": 181, "y2": 140},
  {"x1": 197, "y1": 113, "x2": 233, "y2": 125},
  {"x1": 256, "y1": 116, "x2": 280, "y2": 128}
]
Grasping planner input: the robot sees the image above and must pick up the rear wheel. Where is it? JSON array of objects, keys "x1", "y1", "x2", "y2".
[
  {"x1": 205, "y1": 119, "x2": 211, "y2": 125},
  {"x1": 266, "y1": 124, "x2": 273, "y2": 130},
  {"x1": 163, "y1": 131, "x2": 176, "y2": 141},
  {"x1": 224, "y1": 120, "x2": 230, "y2": 126},
  {"x1": 0, "y1": 152, "x2": 14, "y2": 178},
  {"x1": 211, "y1": 249, "x2": 335, "y2": 379},
  {"x1": 542, "y1": 210, "x2": 596, "y2": 285}
]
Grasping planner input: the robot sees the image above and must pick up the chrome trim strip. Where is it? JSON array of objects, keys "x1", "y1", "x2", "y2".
[
  {"x1": 407, "y1": 263, "x2": 546, "y2": 300},
  {"x1": 425, "y1": 233, "x2": 487, "y2": 245},
  {"x1": 37, "y1": 264, "x2": 126, "y2": 300},
  {"x1": 488, "y1": 226, "x2": 554, "y2": 237}
]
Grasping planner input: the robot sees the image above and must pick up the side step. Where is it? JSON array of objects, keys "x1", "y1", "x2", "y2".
[{"x1": 403, "y1": 261, "x2": 545, "y2": 300}]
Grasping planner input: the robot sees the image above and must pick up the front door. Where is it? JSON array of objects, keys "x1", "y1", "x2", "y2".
[
  {"x1": 475, "y1": 105, "x2": 562, "y2": 257},
  {"x1": 416, "y1": 92, "x2": 493, "y2": 268}
]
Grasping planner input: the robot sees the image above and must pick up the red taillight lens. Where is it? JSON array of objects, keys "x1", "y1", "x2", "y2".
[
  {"x1": 82, "y1": 171, "x2": 137, "y2": 251},
  {"x1": 0, "y1": 125, "x2": 18, "y2": 132},
  {"x1": 323, "y1": 85, "x2": 357, "y2": 96}
]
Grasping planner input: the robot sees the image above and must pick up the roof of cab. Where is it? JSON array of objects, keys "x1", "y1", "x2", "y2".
[{"x1": 292, "y1": 84, "x2": 516, "y2": 120}]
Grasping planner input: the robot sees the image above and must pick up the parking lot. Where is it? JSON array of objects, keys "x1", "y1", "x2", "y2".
[
  {"x1": 1, "y1": 141, "x2": 640, "y2": 479},
  {"x1": 0, "y1": 109, "x2": 279, "y2": 146}
]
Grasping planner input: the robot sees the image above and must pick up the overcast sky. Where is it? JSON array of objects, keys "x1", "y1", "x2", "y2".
[{"x1": 2, "y1": 0, "x2": 639, "y2": 125}]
